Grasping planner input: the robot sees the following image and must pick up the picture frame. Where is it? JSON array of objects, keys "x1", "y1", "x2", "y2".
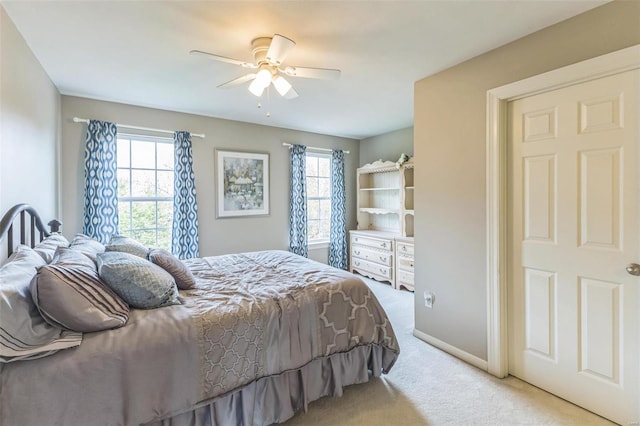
[{"x1": 216, "y1": 149, "x2": 270, "y2": 218}]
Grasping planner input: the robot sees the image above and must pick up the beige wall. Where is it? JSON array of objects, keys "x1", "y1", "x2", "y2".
[
  {"x1": 413, "y1": 0, "x2": 640, "y2": 360},
  {"x1": 0, "y1": 5, "x2": 60, "y2": 236},
  {"x1": 359, "y1": 127, "x2": 413, "y2": 167},
  {"x1": 60, "y1": 96, "x2": 359, "y2": 261}
]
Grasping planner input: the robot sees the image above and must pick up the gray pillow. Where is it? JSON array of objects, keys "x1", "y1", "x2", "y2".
[
  {"x1": 106, "y1": 235, "x2": 149, "y2": 259},
  {"x1": 97, "y1": 251, "x2": 180, "y2": 309},
  {"x1": 148, "y1": 248, "x2": 196, "y2": 290},
  {"x1": 52, "y1": 246, "x2": 97, "y2": 270},
  {"x1": 33, "y1": 234, "x2": 70, "y2": 263},
  {"x1": 70, "y1": 234, "x2": 105, "y2": 262},
  {"x1": 30, "y1": 247, "x2": 129, "y2": 333},
  {"x1": 0, "y1": 245, "x2": 82, "y2": 362}
]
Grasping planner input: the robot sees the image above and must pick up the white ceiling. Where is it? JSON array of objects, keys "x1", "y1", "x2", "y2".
[{"x1": 3, "y1": 1, "x2": 607, "y2": 140}]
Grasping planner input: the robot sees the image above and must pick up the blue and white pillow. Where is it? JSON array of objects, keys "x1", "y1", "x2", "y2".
[{"x1": 97, "y1": 251, "x2": 179, "y2": 309}]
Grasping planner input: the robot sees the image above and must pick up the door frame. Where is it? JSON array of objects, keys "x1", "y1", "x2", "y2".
[{"x1": 485, "y1": 44, "x2": 640, "y2": 378}]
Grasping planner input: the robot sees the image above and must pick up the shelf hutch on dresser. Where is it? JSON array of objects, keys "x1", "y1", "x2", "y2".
[{"x1": 350, "y1": 158, "x2": 414, "y2": 291}]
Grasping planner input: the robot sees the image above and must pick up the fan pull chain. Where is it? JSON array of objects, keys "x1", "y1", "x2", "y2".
[{"x1": 266, "y1": 86, "x2": 271, "y2": 118}]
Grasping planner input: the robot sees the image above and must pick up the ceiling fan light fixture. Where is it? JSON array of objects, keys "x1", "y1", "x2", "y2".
[
  {"x1": 248, "y1": 79, "x2": 266, "y2": 97},
  {"x1": 273, "y1": 75, "x2": 292, "y2": 96},
  {"x1": 248, "y1": 68, "x2": 272, "y2": 97},
  {"x1": 193, "y1": 33, "x2": 341, "y2": 101}
]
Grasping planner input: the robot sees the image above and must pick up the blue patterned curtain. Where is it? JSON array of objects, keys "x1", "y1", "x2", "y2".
[
  {"x1": 83, "y1": 119, "x2": 118, "y2": 244},
  {"x1": 329, "y1": 149, "x2": 348, "y2": 269},
  {"x1": 289, "y1": 144, "x2": 308, "y2": 257},
  {"x1": 172, "y1": 131, "x2": 200, "y2": 259}
]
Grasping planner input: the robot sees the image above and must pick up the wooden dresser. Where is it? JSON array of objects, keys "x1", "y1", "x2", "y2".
[
  {"x1": 350, "y1": 230, "x2": 395, "y2": 285},
  {"x1": 394, "y1": 237, "x2": 415, "y2": 291},
  {"x1": 350, "y1": 157, "x2": 415, "y2": 291}
]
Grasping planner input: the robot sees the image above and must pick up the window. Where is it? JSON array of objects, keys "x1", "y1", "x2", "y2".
[
  {"x1": 306, "y1": 153, "x2": 331, "y2": 243},
  {"x1": 117, "y1": 135, "x2": 174, "y2": 250}
]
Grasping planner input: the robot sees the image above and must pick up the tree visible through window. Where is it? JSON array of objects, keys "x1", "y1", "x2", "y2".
[
  {"x1": 306, "y1": 153, "x2": 331, "y2": 242},
  {"x1": 117, "y1": 135, "x2": 173, "y2": 250}
]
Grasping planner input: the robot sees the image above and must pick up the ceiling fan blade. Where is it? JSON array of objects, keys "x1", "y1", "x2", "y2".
[
  {"x1": 217, "y1": 73, "x2": 256, "y2": 89},
  {"x1": 265, "y1": 34, "x2": 296, "y2": 66},
  {"x1": 190, "y1": 50, "x2": 257, "y2": 68},
  {"x1": 283, "y1": 85, "x2": 298, "y2": 100},
  {"x1": 281, "y1": 66, "x2": 341, "y2": 80}
]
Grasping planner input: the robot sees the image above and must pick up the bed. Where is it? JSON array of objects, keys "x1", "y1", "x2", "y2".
[{"x1": 0, "y1": 204, "x2": 399, "y2": 425}]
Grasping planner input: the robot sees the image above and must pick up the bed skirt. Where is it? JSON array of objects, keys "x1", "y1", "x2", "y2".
[{"x1": 150, "y1": 343, "x2": 394, "y2": 426}]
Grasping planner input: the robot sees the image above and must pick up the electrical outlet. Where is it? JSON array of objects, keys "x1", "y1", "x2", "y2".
[{"x1": 423, "y1": 292, "x2": 435, "y2": 308}]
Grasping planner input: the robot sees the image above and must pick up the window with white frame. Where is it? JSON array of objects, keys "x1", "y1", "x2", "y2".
[
  {"x1": 117, "y1": 135, "x2": 174, "y2": 250},
  {"x1": 306, "y1": 153, "x2": 331, "y2": 243}
]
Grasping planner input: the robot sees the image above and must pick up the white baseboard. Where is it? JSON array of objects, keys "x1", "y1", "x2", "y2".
[{"x1": 413, "y1": 329, "x2": 489, "y2": 371}]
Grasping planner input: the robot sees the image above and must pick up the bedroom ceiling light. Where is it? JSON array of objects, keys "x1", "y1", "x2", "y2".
[
  {"x1": 191, "y1": 34, "x2": 340, "y2": 101},
  {"x1": 272, "y1": 75, "x2": 295, "y2": 98},
  {"x1": 248, "y1": 68, "x2": 272, "y2": 97}
]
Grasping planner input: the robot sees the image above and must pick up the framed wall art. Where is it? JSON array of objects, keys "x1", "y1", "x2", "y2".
[{"x1": 216, "y1": 149, "x2": 270, "y2": 218}]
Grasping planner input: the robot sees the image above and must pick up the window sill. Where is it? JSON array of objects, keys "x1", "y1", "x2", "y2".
[{"x1": 308, "y1": 240, "x2": 329, "y2": 250}]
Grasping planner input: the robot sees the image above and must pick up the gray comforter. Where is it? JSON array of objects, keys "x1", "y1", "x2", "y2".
[{"x1": 0, "y1": 250, "x2": 399, "y2": 425}]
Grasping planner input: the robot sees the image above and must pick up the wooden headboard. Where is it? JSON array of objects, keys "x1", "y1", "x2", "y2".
[{"x1": 0, "y1": 204, "x2": 61, "y2": 258}]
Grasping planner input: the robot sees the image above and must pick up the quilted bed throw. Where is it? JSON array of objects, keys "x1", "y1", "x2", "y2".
[{"x1": 184, "y1": 250, "x2": 399, "y2": 400}]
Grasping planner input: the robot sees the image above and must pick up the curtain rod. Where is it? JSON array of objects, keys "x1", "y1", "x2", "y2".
[
  {"x1": 282, "y1": 142, "x2": 350, "y2": 154},
  {"x1": 72, "y1": 117, "x2": 205, "y2": 139}
]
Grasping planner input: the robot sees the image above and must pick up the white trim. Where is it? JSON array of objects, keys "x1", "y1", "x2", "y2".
[
  {"x1": 118, "y1": 132, "x2": 174, "y2": 143},
  {"x1": 413, "y1": 329, "x2": 488, "y2": 371},
  {"x1": 308, "y1": 240, "x2": 329, "y2": 250},
  {"x1": 486, "y1": 44, "x2": 640, "y2": 378}
]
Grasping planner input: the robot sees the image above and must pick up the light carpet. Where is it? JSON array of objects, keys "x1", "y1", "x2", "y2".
[{"x1": 284, "y1": 277, "x2": 613, "y2": 426}]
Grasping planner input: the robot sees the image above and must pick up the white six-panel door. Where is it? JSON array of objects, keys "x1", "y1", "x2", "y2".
[{"x1": 508, "y1": 70, "x2": 639, "y2": 424}]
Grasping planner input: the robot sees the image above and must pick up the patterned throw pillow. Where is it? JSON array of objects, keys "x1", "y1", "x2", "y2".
[
  {"x1": 97, "y1": 251, "x2": 180, "y2": 309},
  {"x1": 105, "y1": 235, "x2": 149, "y2": 259},
  {"x1": 0, "y1": 245, "x2": 82, "y2": 362},
  {"x1": 33, "y1": 234, "x2": 70, "y2": 263},
  {"x1": 30, "y1": 248, "x2": 129, "y2": 333},
  {"x1": 148, "y1": 248, "x2": 196, "y2": 290},
  {"x1": 69, "y1": 234, "x2": 105, "y2": 262}
]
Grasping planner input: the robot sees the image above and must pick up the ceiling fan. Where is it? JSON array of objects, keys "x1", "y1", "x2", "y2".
[{"x1": 190, "y1": 34, "x2": 341, "y2": 100}]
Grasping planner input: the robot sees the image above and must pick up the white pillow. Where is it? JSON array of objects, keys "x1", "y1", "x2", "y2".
[
  {"x1": 33, "y1": 234, "x2": 70, "y2": 263},
  {"x1": 0, "y1": 245, "x2": 82, "y2": 362}
]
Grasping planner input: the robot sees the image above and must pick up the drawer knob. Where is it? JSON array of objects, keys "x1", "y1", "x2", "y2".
[
  {"x1": 380, "y1": 268, "x2": 386, "y2": 274},
  {"x1": 381, "y1": 242, "x2": 387, "y2": 248},
  {"x1": 402, "y1": 246, "x2": 407, "y2": 251},
  {"x1": 380, "y1": 256, "x2": 386, "y2": 261},
  {"x1": 355, "y1": 250, "x2": 360, "y2": 255},
  {"x1": 410, "y1": 263, "x2": 414, "y2": 268}
]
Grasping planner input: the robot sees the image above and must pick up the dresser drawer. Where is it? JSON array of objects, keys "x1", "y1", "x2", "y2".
[
  {"x1": 396, "y1": 241, "x2": 414, "y2": 256},
  {"x1": 397, "y1": 255, "x2": 414, "y2": 272},
  {"x1": 352, "y1": 246, "x2": 392, "y2": 266},
  {"x1": 397, "y1": 269, "x2": 414, "y2": 285},
  {"x1": 397, "y1": 269, "x2": 414, "y2": 287},
  {"x1": 351, "y1": 235, "x2": 392, "y2": 251},
  {"x1": 351, "y1": 258, "x2": 392, "y2": 280}
]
